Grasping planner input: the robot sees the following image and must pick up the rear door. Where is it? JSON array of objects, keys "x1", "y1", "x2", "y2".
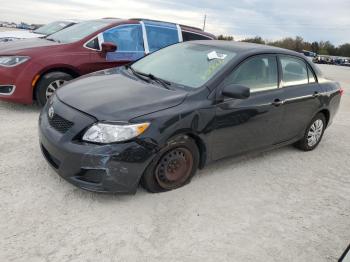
[
  {"x1": 277, "y1": 55, "x2": 322, "y2": 141},
  {"x1": 142, "y1": 20, "x2": 182, "y2": 53}
]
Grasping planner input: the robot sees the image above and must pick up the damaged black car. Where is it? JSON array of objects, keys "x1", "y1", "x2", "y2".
[{"x1": 39, "y1": 41, "x2": 342, "y2": 193}]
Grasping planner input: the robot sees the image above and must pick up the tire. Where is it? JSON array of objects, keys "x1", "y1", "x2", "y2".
[
  {"x1": 141, "y1": 135, "x2": 200, "y2": 193},
  {"x1": 35, "y1": 72, "x2": 73, "y2": 107},
  {"x1": 294, "y1": 113, "x2": 326, "y2": 151}
]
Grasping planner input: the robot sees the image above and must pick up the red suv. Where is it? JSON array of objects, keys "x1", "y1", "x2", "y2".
[{"x1": 0, "y1": 18, "x2": 215, "y2": 106}]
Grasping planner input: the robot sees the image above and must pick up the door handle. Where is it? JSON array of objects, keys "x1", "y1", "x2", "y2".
[
  {"x1": 272, "y1": 99, "x2": 284, "y2": 107},
  {"x1": 313, "y1": 91, "x2": 321, "y2": 98}
]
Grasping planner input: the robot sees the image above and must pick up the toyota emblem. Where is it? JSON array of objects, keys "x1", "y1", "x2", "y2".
[{"x1": 48, "y1": 106, "x2": 55, "y2": 119}]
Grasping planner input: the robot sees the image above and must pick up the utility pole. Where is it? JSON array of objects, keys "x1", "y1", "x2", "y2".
[{"x1": 203, "y1": 14, "x2": 206, "y2": 31}]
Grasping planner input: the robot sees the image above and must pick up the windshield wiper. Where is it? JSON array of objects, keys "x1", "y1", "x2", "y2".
[
  {"x1": 46, "y1": 37, "x2": 61, "y2": 43},
  {"x1": 126, "y1": 65, "x2": 151, "y2": 83},
  {"x1": 126, "y1": 65, "x2": 171, "y2": 90},
  {"x1": 146, "y1": 74, "x2": 171, "y2": 90}
]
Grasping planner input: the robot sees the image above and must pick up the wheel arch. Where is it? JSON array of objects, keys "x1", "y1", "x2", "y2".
[
  {"x1": 186, "y1": 133, "x2": 207, "y2": 169},
  {"x1": 318, "y1": 108, "x2": 330, "y2": 127},
  {"x1": 163, "y1": 130, "x2": 208, "y2": 169},
  {"x1": 32, "y1": 66, "x2": 81, "y2": 100}
]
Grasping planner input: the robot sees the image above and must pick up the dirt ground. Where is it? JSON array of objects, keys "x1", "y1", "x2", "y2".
[{"x1": 0, "y1": 64, "x2": 349, "y2": 262}]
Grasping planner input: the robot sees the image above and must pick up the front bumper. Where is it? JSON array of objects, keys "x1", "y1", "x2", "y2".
[
  {"x1": 39, "y1": 97, "x2": 156, "y2": 194},
  {"x1": 0, "y1": 63, "x2": 35, "y2": 104}
]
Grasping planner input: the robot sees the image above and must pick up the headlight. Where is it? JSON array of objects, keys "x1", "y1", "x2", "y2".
[
  {"x1": 82, "y1": 122, "x2": 150, "y2": 143},
  {"x1": 0, "y1": 56, "x2": 30, "y2": 67}
]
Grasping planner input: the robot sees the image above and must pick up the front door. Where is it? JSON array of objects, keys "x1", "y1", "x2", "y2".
[
  {"x1": 89, "y1": 23, "x2": 146, "y2": 71},
  {"x1": 211, "y1": 54, "x2": 285, "y2": 160}
]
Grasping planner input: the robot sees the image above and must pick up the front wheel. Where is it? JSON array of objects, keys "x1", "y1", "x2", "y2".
[
  {"x1": 141, "y1": 136, "x2": 199, "y2": 193},
  {"x1": 295, "y1": 113, "x2": 326, "y2": 151},
  {"x1": 35, "y1": 72, "x2": 73, "y2": 107}
]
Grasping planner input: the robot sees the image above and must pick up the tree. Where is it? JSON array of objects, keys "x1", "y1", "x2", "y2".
[
  {"x1": 237, "y1": 36, "x2": 349, "y2": 57},
  {"x1": 318, "y1": 41, "x2": 336, "y2": 55},
  {"x1": 241, "y1": 36, "x2": 265, "y2": 44},
  {"x1": 338, "y1": 44, "x2": 350, "y2": 57},
  {"x1": 217, "y1": 35, "x2": 234, "y2": 41},
  {"x1": 311, "y1": 42, "x2": 319, "y2": 54},
  {"x1": 295, "y1": 36, "x2": 304, "y2": 52}
]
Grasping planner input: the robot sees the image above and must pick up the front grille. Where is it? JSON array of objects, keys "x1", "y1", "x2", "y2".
[{"x1": 48, "y1": 113, "x2": 74, "y2": 133}]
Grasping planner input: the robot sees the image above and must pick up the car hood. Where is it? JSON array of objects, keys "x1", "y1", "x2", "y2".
[
  {"x1": 56, "y1": 69, "x2": 188, "y2": 121},
  {"x1": 0, "y1": 38, "x2": 60, "y2": 54},
  {"x1": 0, "y1": 30, "x2": 45, "y2": 40}
]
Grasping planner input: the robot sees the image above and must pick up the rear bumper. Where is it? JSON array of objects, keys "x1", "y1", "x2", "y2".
[{"x1": 38, "y1": 98, "x2": 155, "y2": 193}]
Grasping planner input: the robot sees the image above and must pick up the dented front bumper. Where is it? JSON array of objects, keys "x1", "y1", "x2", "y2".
[{"x1": 38, "y1": 97, "x2": 155, "y2": 194}]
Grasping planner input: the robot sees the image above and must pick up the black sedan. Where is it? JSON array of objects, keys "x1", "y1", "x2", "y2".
[{"x1": 39, "y1": 41, "x2": 343, "y2": 193}]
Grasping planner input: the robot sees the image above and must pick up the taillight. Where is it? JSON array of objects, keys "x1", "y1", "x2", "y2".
[{"x1": 340, "y1": 88, "x2": 344, "y2": 96}]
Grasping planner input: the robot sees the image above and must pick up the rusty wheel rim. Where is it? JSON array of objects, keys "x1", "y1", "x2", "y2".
[{"x1": 155, "y1": 147, "x2": 193, "y2": 190}]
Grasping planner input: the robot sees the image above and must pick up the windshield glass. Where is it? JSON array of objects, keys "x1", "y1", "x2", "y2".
[
  {"x1": 46, "y1": 21, "x2": 108, "y2": 44},
  {"x1": 34, "y1": 21, "x2": 72, "y2": 35},
  {"x1": 132, "y1": 43, "x2": 236, "y2": 88}
]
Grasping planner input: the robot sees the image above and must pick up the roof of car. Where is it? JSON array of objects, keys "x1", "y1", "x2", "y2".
[
  {"x1": 193, "y1": 40, "x2": 303, "y2": 56},
  {"x1": 90, "y1": 18, "x2": 123, "y2": 24},
  {"x1": 63, "y1": 19, "x2": 84, "y2": 23},
  {"x1": 129, "y1": 18, "x2": 215, "y2": 38},
  {"x1": 131, "y1": 18, "x2": 203, "y2": 31}
]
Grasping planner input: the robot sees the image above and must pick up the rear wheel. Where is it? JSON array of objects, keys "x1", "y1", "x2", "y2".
[
  {"x1": 141, "y1": 136, "x2": 199, "y2": 193},
  {"x1": 295, "y1": 113, "x2": 326, "y2": 151},
  {"x1": 35, "y1": 72, "x2": 73, "y2": 107}
]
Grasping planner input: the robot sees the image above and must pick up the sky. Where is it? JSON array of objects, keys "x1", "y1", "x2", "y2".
[{"x1": 0, "y1": 0, "x2": 349, "y2": 45}]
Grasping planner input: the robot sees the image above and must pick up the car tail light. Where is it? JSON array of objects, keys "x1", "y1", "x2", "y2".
[{"x1": 340, "y1": 88, "x2": 344, "y2": 96}]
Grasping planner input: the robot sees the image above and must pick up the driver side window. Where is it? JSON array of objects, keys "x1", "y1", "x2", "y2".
[
  {"x1": 102, "y1": 24, "x2": 145, "y2": 62},
  {"x1": 224, "y1": 55, "x2": 278, "y2": 93}
]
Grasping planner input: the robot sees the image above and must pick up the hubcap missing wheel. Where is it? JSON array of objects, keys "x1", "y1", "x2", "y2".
[{"x1": 155, "y1": 148, "x2": 193, "y2": 189}]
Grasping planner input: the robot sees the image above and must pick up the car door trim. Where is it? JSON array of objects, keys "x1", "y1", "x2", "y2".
[
  {"x1": 176, "y1": 24, "x2": 183, "y2": 42},
  {"x1": 140, "y1": 21, "x2": 150, "y2": 54}
]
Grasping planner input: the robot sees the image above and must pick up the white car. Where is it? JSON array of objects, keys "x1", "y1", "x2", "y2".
[{"x1": 0, "y1": 20, "x2": 78, "y2": 43}]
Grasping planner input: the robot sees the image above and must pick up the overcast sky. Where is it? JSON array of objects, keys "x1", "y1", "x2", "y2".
[{"x1": 0, "y1": 0, "x2": 349, "y2": 45}]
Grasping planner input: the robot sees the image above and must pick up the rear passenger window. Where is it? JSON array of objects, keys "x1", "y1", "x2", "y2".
[
  {"x1": 308, "y1": 67, "x2": 316, "y2": 83},
  {"x1": 144, "y1": 21, "x2": 180, "y2": 53},
  {"x1": 280, "y1": 56, "x2": 308, "y2": 87},
  {"x1": 224, "y1": 55, "x2": 278, "y2": 93},
  {"x1": 182, "y1": 31, "x2": 212, "y2": 41}
]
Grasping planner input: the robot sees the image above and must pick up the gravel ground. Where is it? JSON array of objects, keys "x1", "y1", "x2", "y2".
[{"x1": 0, "y1": 64, "x2": 349, "y2": 262}]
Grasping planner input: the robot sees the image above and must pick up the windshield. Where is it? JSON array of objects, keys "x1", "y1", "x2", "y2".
[
  {"x1": 34, "y1": 21, "x2": 72, "y2": 35},
  {"x1": 46, "y1": 21, "x2": 108, "y2": 44},
  {"x1": 132, "y1": 43, "x2": 236, "y2": 88}
]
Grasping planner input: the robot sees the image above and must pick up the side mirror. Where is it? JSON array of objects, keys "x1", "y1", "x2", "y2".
[
  {"x1": 101, "y1": 42, "x2": 117, "y2": 53},
  {"x1": 222, "y1": 84, "x2": 250, "y2": 99}
]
